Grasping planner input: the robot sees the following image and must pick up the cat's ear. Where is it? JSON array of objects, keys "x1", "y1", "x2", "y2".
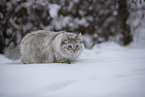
[
  {"x1": 62, "y1": 32, "x2": 70, "y2": 40},
  {"x1": 57, "y1": 33, "x2": 64, "y2": 38},
  {"x1": 75, "y1": 33, "x2": 82, "y2": 40}
]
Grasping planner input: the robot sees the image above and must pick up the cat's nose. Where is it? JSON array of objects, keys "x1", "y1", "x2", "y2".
[{"x1": 72, "y1": 48, "x2": 76, "y2": 53}]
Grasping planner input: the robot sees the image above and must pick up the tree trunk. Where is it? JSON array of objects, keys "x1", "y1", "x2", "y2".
[
  {"x1": 118, "y1": 0, "x2": 133, "y2": 45},
  {"x1": 0, "y1": 38, "x2": 4, "y2": 54}
]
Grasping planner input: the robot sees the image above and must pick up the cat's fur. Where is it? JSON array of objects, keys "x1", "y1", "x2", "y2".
[{"x1": 5, "y1": 30, "x2": 84, "y2": 64}]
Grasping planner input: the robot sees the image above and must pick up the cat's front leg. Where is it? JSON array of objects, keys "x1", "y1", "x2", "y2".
[
  {"x1": 65, "y1": 60, "x2": 71, "y2": 64},
  {"x1": 62, "y1": 59, "x2": 71, "y2": 64},
  {"x1": 57, "y1": 59, "x2": 71, "y2": 64}
]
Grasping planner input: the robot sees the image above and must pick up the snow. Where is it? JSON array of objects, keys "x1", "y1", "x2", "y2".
[
  {"x1": 74, "y1": 17, "x2": 89, "y2": 27},
  {"x1": 0, "y1": 40, "x2": 145, "y2": 97},
  {"x1": 49, "y1": 4, "x2": 61, "y2": 18},
  {"x1": 82, "y1": 34, "x2": 95, "y2": 49}
]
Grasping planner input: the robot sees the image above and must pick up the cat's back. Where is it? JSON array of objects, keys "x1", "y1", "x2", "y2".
[
  {"x1": 21, "y1": 30, "x2": 57, "y2": 45},
  {"x1": 21, "y1": 30, "x2": 58, "y2": 54},
  {"x1": 23, "y1": 30, "x2": 55, "y2": 40}
]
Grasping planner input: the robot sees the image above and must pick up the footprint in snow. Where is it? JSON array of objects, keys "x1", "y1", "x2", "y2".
[{"x1": 47, "y1": 80, "x2": 76, "y2": 91}]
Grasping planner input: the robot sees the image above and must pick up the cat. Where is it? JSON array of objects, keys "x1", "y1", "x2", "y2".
[{"x1": 4, "y1": 30, "x2": 84, "y2": 64}]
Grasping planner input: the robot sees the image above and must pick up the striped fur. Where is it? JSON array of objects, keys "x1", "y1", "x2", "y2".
[{"x1": 20, "y1": 30, "x2": 84, "y2": 64}]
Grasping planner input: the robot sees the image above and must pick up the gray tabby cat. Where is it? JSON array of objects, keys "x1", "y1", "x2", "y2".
[{"x1": 4, "y1": 30, "x2": 84, "y2": 64}]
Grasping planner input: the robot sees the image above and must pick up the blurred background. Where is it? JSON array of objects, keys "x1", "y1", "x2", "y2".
[{"x1": 0, "y1": 0, "x2": 145, "y2": 53}]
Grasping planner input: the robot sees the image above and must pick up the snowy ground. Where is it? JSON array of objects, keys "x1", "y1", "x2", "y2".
[{"x1": 0, "y1": 40, "x2": 145, "y2": 97}]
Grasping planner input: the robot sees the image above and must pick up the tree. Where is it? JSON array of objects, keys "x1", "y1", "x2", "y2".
[
  {"x1": 0, "y1": 0, "x2": 144, "y2": 53},
  {"x1": 117, "y1": 0, "x2": 133, "y2": 45}
]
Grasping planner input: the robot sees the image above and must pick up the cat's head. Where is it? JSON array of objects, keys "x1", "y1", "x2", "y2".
[{"x1": 60, "y1": 33, "x2": 84, "y2": 57}]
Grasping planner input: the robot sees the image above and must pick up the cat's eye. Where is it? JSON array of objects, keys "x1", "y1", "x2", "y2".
[
  {"x1": 68, "y1": 45, "x2": 72, "y2": 48},
  {"x1": 76, "y1": 45, "x2": 79, "y2": 48}
]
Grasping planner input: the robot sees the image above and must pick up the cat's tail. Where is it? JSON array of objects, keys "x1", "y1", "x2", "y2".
[{"x1": 4, "y1": 45, "x2": 21, "y2": 60}]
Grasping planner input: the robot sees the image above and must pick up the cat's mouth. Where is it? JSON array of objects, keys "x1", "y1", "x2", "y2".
[
  {"x1": 71, "y1": 48, "x2": 77, "y2": 54},
  {"x1": 72, "y1": 50, "x2": 78, "y2": 54},
  {"x1": 73, "y1": 51, "x2": 76, "y2": 54}
]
